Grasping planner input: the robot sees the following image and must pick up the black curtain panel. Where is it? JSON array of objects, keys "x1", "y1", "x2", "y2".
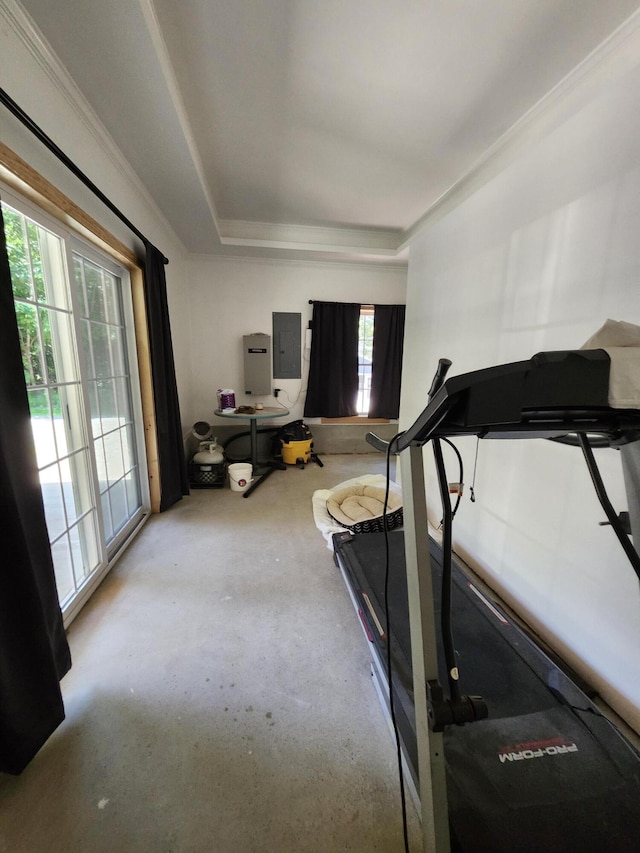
[
  {"x1": 143, "y1": 242, "x2": 189, "y2": 511},
  {"x1": 0, "y1": 199, "x2": 71, "y2": 775},
  {"x1": 304, "y1": 301, "x2": 361, "y2": 418},
  {"x1": 369, "y1": 304, "x2": 406, "y2": 419}
]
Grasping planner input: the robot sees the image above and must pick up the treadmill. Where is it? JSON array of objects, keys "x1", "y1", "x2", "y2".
[{"x1": 333, "y1": 348, "x2": 640, "y2": 852}]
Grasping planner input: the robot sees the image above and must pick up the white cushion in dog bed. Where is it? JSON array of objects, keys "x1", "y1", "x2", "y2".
[
  {"x1": 326, "y1": 484, "x2": 402, "y2": 530},
  {"x1": 312, "y1": 475, "x2": 403, "y2": 548}
]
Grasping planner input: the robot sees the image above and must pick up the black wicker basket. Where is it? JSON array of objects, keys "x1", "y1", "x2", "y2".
[
  {"x1": 326, "y1": 484, "x2": 403, "y2": 534},
  {"x1": 189, "y1": 461, "x2": 226, "y2": 488},
  {"x1": 329, "y1": 507, "x2": 403, "y2": 534}
]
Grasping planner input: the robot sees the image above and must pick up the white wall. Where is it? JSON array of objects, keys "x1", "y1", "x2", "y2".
[
  {"x1": 185, "y1": 255, "x2": 407, "y2": 429},
  {"x1": 403, "y1": 45, "x2": 640, "y2": 731}
]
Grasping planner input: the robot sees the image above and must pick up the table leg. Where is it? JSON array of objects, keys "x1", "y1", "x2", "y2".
[
  {"x1": 241, "y1": 414, "x2": 286, "y2": 497},
  {"x1": 250, "y1": 418, "x2": 258, "y2": 468},
  {"x1": 242, "y1": 464, "x2": 277, "y2": 498}
]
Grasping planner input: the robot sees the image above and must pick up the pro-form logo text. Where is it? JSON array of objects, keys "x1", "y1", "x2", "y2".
[{"x1": 498, "y1": 736, "x2": 578, "y2": 763}]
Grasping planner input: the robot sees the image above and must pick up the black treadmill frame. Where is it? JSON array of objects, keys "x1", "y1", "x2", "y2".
[
  {"x1": 333, "y1": 529, "x2": 640, "y2": 851},
  {"x1": 363, "y1": 348, "x2": 640, "y2": 852}
]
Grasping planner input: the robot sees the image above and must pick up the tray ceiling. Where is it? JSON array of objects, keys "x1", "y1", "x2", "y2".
[{"x1": 15, "y1": 0, "x2": 640, "y2": 262}]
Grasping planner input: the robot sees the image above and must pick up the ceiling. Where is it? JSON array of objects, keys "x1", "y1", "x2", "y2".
[{"x1": 16, "y1": 0, "x2": 640, "y2": 263}]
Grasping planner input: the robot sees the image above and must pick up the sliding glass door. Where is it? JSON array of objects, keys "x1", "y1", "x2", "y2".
[
  {"x1": 73, "y1": 249, "x2": 144, "y2": 553},
  {"x1": 2, "y1": 189, "x2": 149, "y2": 619}
]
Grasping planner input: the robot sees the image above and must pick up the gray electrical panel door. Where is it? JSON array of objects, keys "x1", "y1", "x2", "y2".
[
  {"x1": 244, "y1": 334, "x2": 271, "y2": 394},
  {"x1": 272, "y1": 312, "x2": 301, "y2": 379}
]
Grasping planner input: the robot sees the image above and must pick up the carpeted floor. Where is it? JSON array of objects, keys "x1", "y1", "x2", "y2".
[{"x1": 0, "y1": 454, "x2": 421, "y2": 853}]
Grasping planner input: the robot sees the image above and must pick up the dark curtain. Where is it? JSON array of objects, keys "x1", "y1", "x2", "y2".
[
  {"x1": 304, "y1": 301, "x2": 360, "y2": 418},
  {"x1": 0, "y1": 199, "x2": 71, "y2": 775},
  {"x1": 143, "y1": 242, "x2": 189, "y2": 511},
  {"x1": 369, "y1": 304, "x2": 406, "y2": 419}
]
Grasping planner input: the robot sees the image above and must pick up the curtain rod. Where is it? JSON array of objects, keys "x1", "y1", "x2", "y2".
[
  {"x1": 0, "y1": 87, "x2": 168, "y2": 264},
  {"x1": 309, "y1": 300, "x2": 374, "y2": 308}
]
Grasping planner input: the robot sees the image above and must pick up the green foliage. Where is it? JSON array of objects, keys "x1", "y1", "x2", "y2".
[
  {"x1": 3, "y1": 204, "x2": 124, "y2": 418},
  {"x1": 358, "y1": 312, "x2": 374, "y2": 362},
  {"x1": 4, "y1": 205, "x2": 56, "y2": 388}
]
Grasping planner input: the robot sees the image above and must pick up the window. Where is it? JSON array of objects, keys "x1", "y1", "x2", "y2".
[
  {"x1": 2, "y1": 189, "x2": 149, "y2": 621},
  {"x1": 305, "y1": 301, "x2": 404, "y2": 420},
  {"x1": 357, "y1": 306, "x2": 374, "y2": 415}
]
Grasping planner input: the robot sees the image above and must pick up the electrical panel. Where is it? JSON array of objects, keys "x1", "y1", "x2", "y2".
[
  {"x1": 272, "y1": 312, "x2": 301, "y2": 379},
  {"x1": 243, "y1": 334, "x2": 271, "y2": 395}
]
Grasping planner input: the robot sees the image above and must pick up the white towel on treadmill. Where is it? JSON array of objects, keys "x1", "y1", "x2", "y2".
[{"x1": 581, "y1": 319, "x2": 640, "y2": 408}]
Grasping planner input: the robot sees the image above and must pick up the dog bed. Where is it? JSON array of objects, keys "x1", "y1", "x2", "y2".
[{"x1": 326, "y1": 484, "x2": 403, "y2": 534}]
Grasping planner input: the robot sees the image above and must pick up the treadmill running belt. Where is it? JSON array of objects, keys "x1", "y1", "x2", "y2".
[{"x1": 333, "y1": 530, "x2": 640, "y2": 852}]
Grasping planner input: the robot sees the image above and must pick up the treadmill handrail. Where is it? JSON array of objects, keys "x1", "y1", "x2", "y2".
[{"x1": 367, "y1": 349, "x2": 640, "y2": 455}]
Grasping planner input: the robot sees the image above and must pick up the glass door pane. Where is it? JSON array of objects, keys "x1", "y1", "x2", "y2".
[
  {"x1": 3, "y1": 203, "x2": 102, "y2": 608},
  {"x1": 73, "y1": 252, "x2": 144, "y2": 552},
  {"x1": 3, "y1": 191, "x2": 150, "y2": 620}
]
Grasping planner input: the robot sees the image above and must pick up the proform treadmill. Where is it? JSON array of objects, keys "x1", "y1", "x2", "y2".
[{"x1": 334, "y1": 349, "x2": 640, "y2": 852}]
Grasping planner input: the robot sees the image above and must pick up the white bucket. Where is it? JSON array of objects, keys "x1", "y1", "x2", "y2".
[{"x1": 228, "y1": 463, "x2": 253, "y2": 493}]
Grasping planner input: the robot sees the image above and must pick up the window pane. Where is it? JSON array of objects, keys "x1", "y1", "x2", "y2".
[
  {"x1": 41, "y1": 467, "x2": 67, "y2": 542},
  {"x1": 31, "y1": 405, "x2": 59, "y2": 470},
  {"x1": 122, "y1": 423, "x2": 137, "y2": 472},
  {"x1": 81, "y1": 318, "x2": 95, "y2": 378},
  {"x1": 105, "y1": 430, "x2": 125, "y2": 485},
  {"x1": 125, "y1": 471, "x2": 141, "y2": 516},
  {"x1": 94, "y1": 437, "x2": 108, "y2": 492},
  {"x1": 101, "y1": 491, "x2": 113, "y2": 542},
  {"x1": 4, "y1": 208, "x2": 34, "y2": 299},
  {"x1": 110, "y1": 326, "x2": 126, "y2": 377},
  {"x1": 98, "y1": 378, "x2": 117, "y2": 431},
  {"x1": 103, "y1": 270, "x2": 120, "y2": 324},
  {"x1": 114, "y1": 376, "x2": 132, "y2": 423},
  {"x1": 61, "y1": 451, "x2": 94, "y2": 525},
  {"x1": 38, "y1": 306, "x2": 56, "y2": 382},
  {"x1": 73, "y1": 255, "x2": 87, "y2": 315},
  {"x1": 26, "y1": 220, "x2": 46, "y2": 302},
  {"x1": 104, "y1": 430, "x2": 125, "y2": 483},
  {"x1": 87, "y1": 380, "x2": 100, "y2": 437},
  {"x1": 91, "y1": 322, "x2": 111, "y2": 378},
  {"x1": 16, "y1": 302, "x2": 44, "y2": 385},
  {"x1": 27, "y1": 387, "x2": 48, "y2": 418},
  {"x1": 51, "y1": 535, "x2": 75, "y2": 605},
  {"x1": 110, "y1": 480, "x2": 128, "y2": 534},
  {"x1": 70, "y1": 513, "x2": 100, "y2": 586},
  {"x1": 49, "y1": 388, "x2": 66, "y2": 458},
  {"x1": 84, "y1": 260, "x2": 106, "y2": 321}
]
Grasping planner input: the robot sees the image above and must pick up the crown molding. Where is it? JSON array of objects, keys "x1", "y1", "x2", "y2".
[
  {"x1": 188, "y1": 250, "x2": 408, "y2": 273},
  {"x1": 400, "y1": 6, "x2": 640, "y2": 250},
  {"x1": 218, "y1": 218, "x2": 403, "y2": 256},
  {"x1": 1, "y1": 0, "x2": 186, "y2": 253},
  {"x1": 1, "y1": 1, "x2": 114, "y2": 164}
]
